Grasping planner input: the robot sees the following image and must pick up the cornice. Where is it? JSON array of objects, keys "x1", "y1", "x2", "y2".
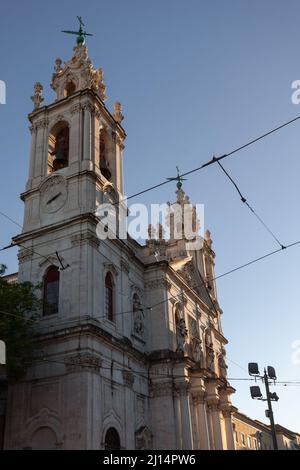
[
  {"x1": 28, "y1": 89, "x2": 127, "y2": 139},
  {"x1": 35, "y1": 320, "x2": 148, "y2": 364}
]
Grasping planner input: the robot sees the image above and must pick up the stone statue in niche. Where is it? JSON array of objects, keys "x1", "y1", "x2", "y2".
[
  {"x1": 133, "y1": 294, "x2": 144, "y2": 337},
  {"x1": 134, "y1": 310, "x2": 144, "y2": 337},
  {"x1": 218, "y1": 349, "x2": 228, "y2": 377},
  {"x1": 191, "y1": 338, "x2": 204, "y2": 366},
  {"x1": 206, "y1": 349, "x2": 215, "y2": 371},
  {"x1": 176, "y1": 318, "x2": 188, "y2": 354}
]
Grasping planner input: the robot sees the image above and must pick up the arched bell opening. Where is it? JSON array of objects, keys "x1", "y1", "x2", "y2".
[
  {"x1": 99, "y1": 130, "x2": 112, "y2": 181},
  {"x1": 64, "y1": 80, "x2": 76, "y2": 98},
  {"x1": 48, "y1": 121, "x2": 69, "y2": 173}
]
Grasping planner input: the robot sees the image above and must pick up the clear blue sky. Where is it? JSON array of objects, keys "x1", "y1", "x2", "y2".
[{"x1": 1, "y1": 0, "x2": 300, "y2": 431}]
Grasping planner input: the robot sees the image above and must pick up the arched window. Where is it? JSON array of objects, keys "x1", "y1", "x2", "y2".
[
  {"x1": 64, "y1": 81, "x2": 76, "y2": 97},
  {"x1": 43, "y1": 266, "x2": 60, "y2": 315},
  {"x1": 99, "y1": 131, "x2": 112, "y2": 180},
  {"x1": 104, "y1": 427, "x2": 120, "y2": 450},
  {"x1": 105, "y1": 272, "x2": 114, "y2": 322},
  {"x1": 48, "y1": 121, "x2": 69, "y2": 173}
]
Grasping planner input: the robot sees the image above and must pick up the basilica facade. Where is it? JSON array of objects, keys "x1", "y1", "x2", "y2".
[{"x1": 3, "y1": 39, "x2": 235, "y2": 450}]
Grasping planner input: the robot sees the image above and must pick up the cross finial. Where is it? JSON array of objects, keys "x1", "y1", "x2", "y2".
[
  {"x1": 167, "y1": 166, "x2": 187, "y2": 190},
  {"x1": 62, "y1": 16, "x2": 93, "y2": 45}
]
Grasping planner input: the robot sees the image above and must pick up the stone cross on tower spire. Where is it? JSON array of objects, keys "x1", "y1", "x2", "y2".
[
  {"x1": 167, "y1": 166, "x2": 187, "y2": 191},
  {"x1": 62, "y1": 16, "x2": 93, "y2": 45}
]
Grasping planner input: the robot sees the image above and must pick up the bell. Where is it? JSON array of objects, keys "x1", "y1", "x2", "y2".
[
  {"x1": 100, "y1": 157, "x2": 111, "y2": 180},
  {"x1": 53, "y1": 149, "x2": 67, "y2": 171}
]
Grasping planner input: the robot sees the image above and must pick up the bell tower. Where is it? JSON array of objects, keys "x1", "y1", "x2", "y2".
[
  {"x1": 13, "y1": 23, "x2": 127, "y2": 326},
  {"x1": 23, "y1": 34, "x2": 126, "y2": 234}
]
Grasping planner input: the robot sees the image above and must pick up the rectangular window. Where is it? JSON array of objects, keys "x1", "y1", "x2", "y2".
[
  {"x1": 241, "y1": 433, "x2": 245, "y2": 446},
  {"x1": 247, "y1": 436, "x2": 252, "y2": 448}
]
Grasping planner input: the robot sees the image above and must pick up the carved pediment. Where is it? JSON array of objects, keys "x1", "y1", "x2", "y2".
[{"x1": 174, "y1": 259, "x2": 213, "y2": 310}]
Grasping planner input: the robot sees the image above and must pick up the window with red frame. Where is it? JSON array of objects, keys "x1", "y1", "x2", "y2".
[{"x1": 43, "y1": 266, "x2": 60, "y2": 315}]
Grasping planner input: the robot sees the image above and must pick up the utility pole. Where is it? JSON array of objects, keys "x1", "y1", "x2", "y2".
[
  {"x1": 248, "y1": 363, "x2": 279, "y2": 450},
  {"x1": 263, "y1": 368, "x2": 278, "y2": 450}
]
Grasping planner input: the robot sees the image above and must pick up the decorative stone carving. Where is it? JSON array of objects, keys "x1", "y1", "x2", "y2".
[
  {"x1": 145, "y1": 278, "x2": 169, "y2": 290},
  {"x1": 51, "y1": 44, "x2": 107, "y2": 101},
  {"x1": 54, "y1": 58, "x2": 63, "y2": 73},
  {"x1": 122, "y1": 370, "x2": 135, "y2": 389},
  {"x1": 32, "y1": 118, "x2": 49, "y2": 131},
  {"x1": 103, "y1": 263, "x2": 119, "y2": 277},
  {"x1": 191, "y1": 391, "x2": 205, "y2": 405},
  {"x1": 70, "y1": 103, "x2": 82, "y2": 115},
  {"x1": 65, "y1": 352, "x2": 102, "y2": 373},
  {"x1": 113, "y1": 102, "x2": 124, "y2": 123},
  {"x1": 135, "y1": 426, "x2": 153, "y2": 450},
  {"x1": 174, "y1": 381, "x2": 190, "y2": 397},
  {"x1": 150, "y1": 381, "x2": 173, "y2": 398},
  {"x1": 18, "y1": 248, "x2": 34, "y2": 264},
  {"x1": 120, "y1": 259, "x2": 130, "y2": 273},
  {"x1": 31, "y1": 82, "x2": 44, "y2": 110},
  {"x1": 205, "y1": 229, "x2": 213, "y2": 248},
  {"x1": 23, "y1": 408, "x2": 64, "y2": 450}
]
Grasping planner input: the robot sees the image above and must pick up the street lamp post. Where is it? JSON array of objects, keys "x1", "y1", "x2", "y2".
[{"x1": 248, "y1": 362, "x2": 279, "y2": 450}]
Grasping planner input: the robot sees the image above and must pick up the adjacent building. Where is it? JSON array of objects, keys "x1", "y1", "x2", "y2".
[{"x1": 232, "y1": 411, "x2": 300, "y2": 451}]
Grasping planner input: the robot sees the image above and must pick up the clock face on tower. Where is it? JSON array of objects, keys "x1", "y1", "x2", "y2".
[{"x1": 40, "y1": 175, "x2": 68, "y2": 214}]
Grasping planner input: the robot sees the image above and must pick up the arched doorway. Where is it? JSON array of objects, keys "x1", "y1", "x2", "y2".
[
  {"x1": 104, "y1": 427, "x2": 121, "y2": 450},
  {"x1": 31, "y1": 426, "x2": 57, "y2": 450}
]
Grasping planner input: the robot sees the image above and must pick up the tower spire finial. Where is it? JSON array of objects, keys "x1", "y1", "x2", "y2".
[
  {"x1": 62, "y1": 16, "x2": 93, "y2": 45},
  {"x1": 167, "y1": 166, "x2": 187, "y2": 190}
]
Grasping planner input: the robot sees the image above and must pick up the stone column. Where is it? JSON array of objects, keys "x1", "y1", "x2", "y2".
[
  {"x1": 33, "y1": 117, "x2": 48, "y2": 181},
  {"x1": 209, "y1": 401, "x2": 224, "y2": 450},
  {"x1": 173, "y1": 387, "x2": 183, "y2": 449},
  {"x1": 222, "y1": 409, "x2": 235, "y2": 450},
  {"x1": 69, "y1": 103, "x2": 82, "y2": 168},
  {"x1": 94, "y1": 111, "x2": 101, "y2": 171},
  {"x1": 122, "y1": 371, "x2": 135, "y2": 450},
  {"x1": 191, "y1": 394, "x2": 200, "y2": 449},
  {"x1": 28, "y1": 125, "x2": 37, "y2": 184},
  {"x1": 196, "y1": 394, "x2": 210, "y2": 449},
  {"x1": 83, "y1": 104, "x2": 92, "y2": 163},
  {"x1": 176, "y1": 382, "x2": 193, "y2": 449},
  {"x1": 115, "y1": 135, "x2": 124, "y2": 194},
  {"x1": 206, "y1": 406, "x2": 215, "y2": 449}
]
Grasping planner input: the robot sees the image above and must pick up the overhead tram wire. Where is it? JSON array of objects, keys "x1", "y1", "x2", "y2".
[
  {"x1": 1, "y1": 114, "x2": 300, "y2": 265},
  {"x1": 1, "y1": 115, "x2": 300, "y2": 316},
  {"x1": 211, "y1": 239, "x2": 300, "y2": 281},
  {"x1": 0, "y1": 211, "x2": 65, "y2": 267},
  {"x1": 20, "y1": 355, "x2": 300, "y2": 385},
  {"x1": 216, "y1": 160, "x2": 285, "y2": 249},
  {"x1": 0, "y1": 211, "x2": 22, "y2": 229},
  {"x1": 1, "y1": 205, "x2": 300, "y2": 317},
  {"x1": 1, "y1": 207, "x2": 300, "y2": 317},
  {"x1": 114, "y1": 113, "x2": 300, "y2": 205}
]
